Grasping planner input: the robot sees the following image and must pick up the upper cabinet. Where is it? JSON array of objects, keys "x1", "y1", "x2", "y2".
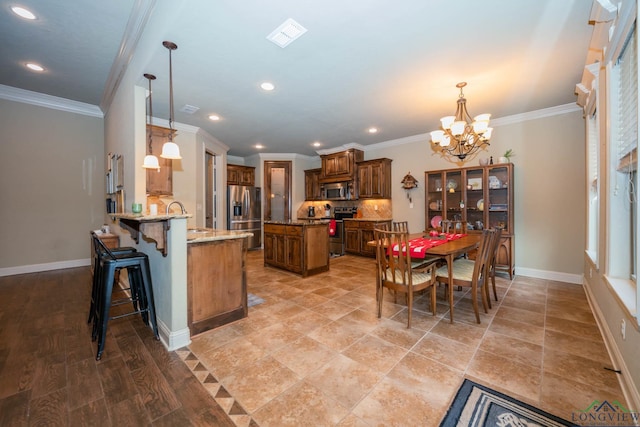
[
  {"x1": 357, "y1": 158, "x2": 392, "y2": 199},
  {"x1": 146, "y1": 125, "x2": 174, "y2": 196},
  {"x1": 227, "y1": 164, "x2": 255, "y2": 186},
  {"x1": 319, "y1": 149, "x2": 364, "y2": 183},
  {"x1": 425, "y1": 163, "x2": 514, "y2": 277},
  {"x1": 304, "y1": 168, "x2": 322, "y2": 201}
]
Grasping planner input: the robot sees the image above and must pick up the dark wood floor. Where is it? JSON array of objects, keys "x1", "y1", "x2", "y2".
[{"x1": 0, "y1": 267, "x2": 234, "y2": 426}]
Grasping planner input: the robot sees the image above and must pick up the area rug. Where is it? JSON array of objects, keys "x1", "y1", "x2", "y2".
[
  {"x1": 440, "y1": 379, "x2": 576, "y2": 426},
  {"x1": 247, "y1": 293, "x2": 265, "y2": 307}
]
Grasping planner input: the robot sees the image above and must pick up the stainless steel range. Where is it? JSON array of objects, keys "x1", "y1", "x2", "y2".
[{"x1": 330, "y1": 206, "x2": 357, "y2": 256}]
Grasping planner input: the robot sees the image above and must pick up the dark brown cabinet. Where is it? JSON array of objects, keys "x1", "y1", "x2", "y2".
[
  {"x1": 264, "y1": 222, "x2": 329, "y2": 276},
  {"x1": 304, "y1": 168, "x2": 322, "y2": 201},
  {"x1": 227, "y1": 164, "x2": 255, "y2": 186},
  {"x1": 425, "y1": 163, "x2": 514, "y2": 278},
  {"x1": 320, "y1": 149, "x2": 363, "y2": 183},
  {"x1": 146, "y1": 125, "x2": 174, "y2": 196},
  {"x1": 357, "y1": 158, "x2": 392, "y2": 199},
  {"x1": 344, "y1": 219, "x2": 391, "y2": 257}
]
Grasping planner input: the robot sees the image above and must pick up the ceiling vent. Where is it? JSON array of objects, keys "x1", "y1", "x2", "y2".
[
  {"x1": 267, "y1": 18, "x2": 307, "y2": 48},
  {"x1": 180, "y1": 104, "x2": 200, "y2": 114}
]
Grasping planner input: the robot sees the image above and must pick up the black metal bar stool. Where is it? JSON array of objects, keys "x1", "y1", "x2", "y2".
[
  {"x1": 88, "y1": 235, "x2": 137, "y2": 326},
  {"x1": 91, "y1": 232, "x2": 159, "y2": 360}
]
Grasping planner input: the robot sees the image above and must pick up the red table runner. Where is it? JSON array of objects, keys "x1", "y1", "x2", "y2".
[{"x1": 390, "y1": 233, "x2": 467, "y2": 259}]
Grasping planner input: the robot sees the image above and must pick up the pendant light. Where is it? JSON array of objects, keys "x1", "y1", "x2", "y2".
[
  {"x1": 160, "y1": 41, "x2": 182, "y2": 159},
  {"x1": 142, "y1": 73, "x2": 160, "y2": 170}
]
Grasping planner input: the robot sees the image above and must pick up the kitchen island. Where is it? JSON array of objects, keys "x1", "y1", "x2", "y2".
[
  {"x1": 187, "y1": 228, "x2": 253, "y2": 335},
  {"x1": 263, "y1": 221, "x2": 330, "y2": 276}
]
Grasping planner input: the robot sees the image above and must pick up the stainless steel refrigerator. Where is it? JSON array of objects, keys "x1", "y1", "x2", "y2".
[{"x1": 227, "y1": 185, "x2": 262, "y2": 249}]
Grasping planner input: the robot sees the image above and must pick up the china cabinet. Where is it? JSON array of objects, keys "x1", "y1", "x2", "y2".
[{"x1": 425, "y1": 164, "x2": 514, "y2": 277}]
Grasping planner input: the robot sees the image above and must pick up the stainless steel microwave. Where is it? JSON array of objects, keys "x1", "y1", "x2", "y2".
[{"x1": 322, "y1": 182, "x2": 352, "y2": 200}]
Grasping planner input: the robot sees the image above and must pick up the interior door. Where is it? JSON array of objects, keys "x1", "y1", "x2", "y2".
[{"x1": 264, "y1": 161, "x2": 291, "y2": 222}]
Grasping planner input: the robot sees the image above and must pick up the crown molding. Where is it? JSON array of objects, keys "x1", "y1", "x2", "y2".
[
  {"x1": 100, "y1": 0, "x2": 156, "y2": 113},
  {"x1": 0, "y1": 84, "x2": 103, "y2": 117},
  {"x1": 315, "y1": 142, "x2": 366, "y2": 156}
]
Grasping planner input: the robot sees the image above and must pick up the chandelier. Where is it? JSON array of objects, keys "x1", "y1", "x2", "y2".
[
  {"x1": 430, "y1": 82, "x2": 492, "y2": 160},
  {"x1": 160, "y1": 41, "x2": 182, "y2": 160}
]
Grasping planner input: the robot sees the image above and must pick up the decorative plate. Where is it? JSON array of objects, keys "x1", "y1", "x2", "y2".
[
  {"x1": 429, "y1": 201, "x2": 439, "y2": 210},
  {"x1": 446, "y1": 179, "x2": 458, "y2": 190},
  {"x1": 477, "y1": 199, "x2": 484, "y2": 211},
  {"x1": 430, "y1": 215, "x2": 442, "y2": 229}
]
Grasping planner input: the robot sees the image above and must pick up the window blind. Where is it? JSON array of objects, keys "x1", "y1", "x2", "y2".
[{"x1": 617, "y1": 24, "x2": 637, "y2": 166}]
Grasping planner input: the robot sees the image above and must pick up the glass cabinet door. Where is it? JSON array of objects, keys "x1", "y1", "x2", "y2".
[
  {"x1": 426, "y1": 171, "x2": 444, "y2": 229},
  {"x1": 487, "y1": 165, "x2": 510, "y2": 233},
  {"x1": 444, "y1": 170, "x2": 462, "y2": 223},
  {"x1": 465, "y1": 168, "x2": 485, "y2": 233}
]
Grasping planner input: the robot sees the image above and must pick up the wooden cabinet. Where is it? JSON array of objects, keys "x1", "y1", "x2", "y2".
[
  {"x1": 319, "y1": 149, "x2": 364, "y2": 183},
  {"x1": 263, "y1": 222, "x2": 329, "y2": 276},
  {"x1": 227, "y1": 164, "x2": 255, "y2": 186},
  {"x1": 425, "y1": 163, "x2": 515, "y2": 277},
  {"x1": 304, "y1": 168, "x2": 322, "y2": 201},
  {"x1": 187, "y1": 237, "x2": 248, "y2": 335},
  {"x1": 146, "y1": 125, "x2": 174, "y2": 196},
  {"x1": 357, "y1": 158, "x2": 392, "y2": 199},
  {"x1": 344, "y1": 219, "x2": 391, "y2": 257}
]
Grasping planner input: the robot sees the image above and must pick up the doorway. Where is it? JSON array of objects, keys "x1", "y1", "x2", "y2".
[
  {"x1": 264, "y1": 161, "x2": 291, "y2": 222},
  {"x1": 205, "y1": 151, "x2": 217, "y2": 228}
]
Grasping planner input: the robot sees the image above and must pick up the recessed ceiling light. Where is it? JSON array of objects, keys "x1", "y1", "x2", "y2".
[
  {"x1": 208, "y1": 114, "x2": 220, "y2": 121},
  {"x1": 255, "y1": 144, "x2": 264, "y2": 149},
  {"x1": 260, "y1": 82, "x2": 275, "y2": 91},
  {"x1": 368, "y1": 127, "x2": 378, "y2": 134},
  {"x1": 26, "y1": 63, "x2": 44, "y2": 72},
  {"x1": 312, "y1": 141, "x2": 321, "y2": 147},
  {"x1": 11, "y1": 6, "x2": 36, "y2": 20}
]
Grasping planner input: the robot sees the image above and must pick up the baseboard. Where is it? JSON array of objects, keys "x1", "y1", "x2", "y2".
[
  {"x1": 157, "y1": 318, "x2": 191, "y2": 351},
  {"x1": 0, "y1": 258, "x2": 90, "y2": 277},
  {"x1": 583, "y1": 279, "x2": 640, "y2": 411},
  {"x1": 515, "y1": 266, "x2": 583, "y2": 284}
]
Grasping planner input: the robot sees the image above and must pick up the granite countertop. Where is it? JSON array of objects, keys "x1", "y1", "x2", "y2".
[
  {"x1": 187, "y1": 228, "x2": 253, "y2": 243},
  {"x1": 264, "y1": 220, "x2": 330, "y2": 225},
  {"x1": 111, "y1": 213, "x2": 192, "y2": 221}
]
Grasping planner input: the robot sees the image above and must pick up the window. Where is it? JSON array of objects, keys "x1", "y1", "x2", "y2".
[
  {"x1": 586, "y1": 109, "x2": 599, "y2": 263},
  {"x1": 608, "y1": 23, "x2": 637, "y2": 284}
]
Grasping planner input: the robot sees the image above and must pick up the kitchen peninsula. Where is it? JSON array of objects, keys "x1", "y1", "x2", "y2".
[
  {"x1": 110, "y1": 213, "x2": 252, "y2": 348},
  {"x1": 263, "y1": 220, "x2": 330, "y2": 276}
]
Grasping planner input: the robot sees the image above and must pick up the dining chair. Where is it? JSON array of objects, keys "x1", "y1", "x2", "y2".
[
  {"x1": 485, "y1": 226, "x2": 503, "y2": 308},
  {"x1": 374, "y1": 228, "x2": 438, "y2": 328},
  {"x1": 441, "y1": 219, "x2": 466, "y2": 234},
  {"x1": 434, "y1": 228, "x2": 495, "y2": 323},
  {"x1": 392, "y1": 221, "x2": 441, "y2": 271}
]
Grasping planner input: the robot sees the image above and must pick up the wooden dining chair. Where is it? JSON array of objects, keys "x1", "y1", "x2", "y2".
[
  {"x1": 392, "y1": 221, "x2": 441, "y2": 271},
  {"x1": 434, "y1": 228, "x2": 495, "y2": 323},
  {"x1": 485, "y1": 226, "x2": 503, "y2": 308},
  {"x1": 374, "y1": 228, "x2": 438, "y2": 328},
  {"x1": 441, "y1": 219, "x2": 466, "y2": 234}
]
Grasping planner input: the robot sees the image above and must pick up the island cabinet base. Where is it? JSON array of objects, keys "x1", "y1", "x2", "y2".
[
  {"x1": 264, "y1": 222, "x2": 330, "y2": 277},
  {"x1": 187, "y1": 237, "x2": 248, "y2": 335}
]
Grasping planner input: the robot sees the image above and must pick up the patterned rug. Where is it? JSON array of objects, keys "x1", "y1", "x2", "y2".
[
  {"x1": 247, "y1": 293, "x2": 264, "y2": 307},
  {"x1": 440, "y1": 379, "x2": 576, "y2": 426}
]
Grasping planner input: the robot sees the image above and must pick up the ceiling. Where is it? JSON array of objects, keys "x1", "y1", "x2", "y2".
[{"x1": 0, "y1": 0, "x2": 594, "y2": 157}]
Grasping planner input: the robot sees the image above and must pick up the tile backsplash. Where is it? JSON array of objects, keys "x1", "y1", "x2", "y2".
[{"x1": 298, "y1": 199, "x2": 392, "y2": 219}]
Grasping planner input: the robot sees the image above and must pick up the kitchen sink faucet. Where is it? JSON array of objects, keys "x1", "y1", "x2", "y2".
[{"x1": 166, "y1": 201, "x2": 187, "y2": 215}]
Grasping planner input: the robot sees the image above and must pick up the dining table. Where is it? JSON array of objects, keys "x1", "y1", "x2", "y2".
[{"x1": 370, "y1": 232, "x2": 481, "y2": 323}]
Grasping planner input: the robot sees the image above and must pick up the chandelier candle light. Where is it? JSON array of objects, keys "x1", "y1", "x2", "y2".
[
  {"x1": 430, "y1": 82, "x2": 492, "y2": 160},
  {"x1": 160, "y1": 41, "x2": 181, "y2": 160},
  {"x1": 142, "y1": 73, "x2": 160, "y2": 171}
]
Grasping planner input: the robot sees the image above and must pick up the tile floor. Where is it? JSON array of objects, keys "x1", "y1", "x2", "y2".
[{"x1": 184, "y1": 250, "x2": 627, "y2": 426}]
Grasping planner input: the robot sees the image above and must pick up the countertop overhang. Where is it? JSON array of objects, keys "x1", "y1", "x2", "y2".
[{"x1": 187, "y1": 229, "x2": 253, "y2": 244}]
